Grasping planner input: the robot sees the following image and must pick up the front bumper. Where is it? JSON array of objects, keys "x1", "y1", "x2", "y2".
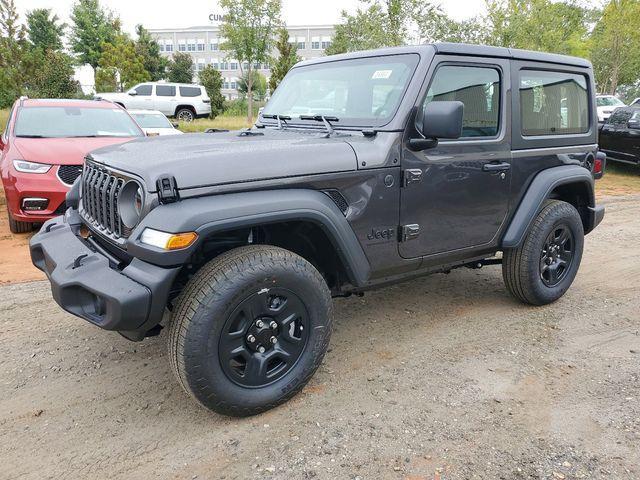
[{"x1": 30, "y1": 213, "x2": 180, "y2": 340}]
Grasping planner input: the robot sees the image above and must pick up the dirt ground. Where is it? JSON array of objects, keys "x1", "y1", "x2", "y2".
[{"x1": 0, "y1": 193, "x2": 638, "y2": 480}]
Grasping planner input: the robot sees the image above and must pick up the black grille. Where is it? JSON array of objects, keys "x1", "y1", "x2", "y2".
[
  {"x1": 80, "y1": 162, "x2": 127, "y2": 238},
  {"x1": 58, "y1": 165, "x2": 83, "y2": 186},
  {"x1": 323, "y1": 189, "x2": 349, "y2": 215}
]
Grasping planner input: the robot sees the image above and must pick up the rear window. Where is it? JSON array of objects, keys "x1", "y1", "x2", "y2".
[
  {"x1": 520, "y1": 70, "x2": 589, "y2": 136},
  {"x1": 156, "y1": 85, "x2": 176, "y2": 97},
  {"x1": 179, "y1": 86, "x2": 201, "y2": 97}
]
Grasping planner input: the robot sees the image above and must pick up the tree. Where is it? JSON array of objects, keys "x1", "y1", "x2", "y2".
[
  {"x1": 220, "y1": 0, "x2": 283, "y2": 121},
  {"x1": 135, "y1": 24, "x2": 167, "y2": 81},
  {"x1": 70, "y1": 0, "x2": 119, "y2": 68},
  {"x1": 96, "y1": 35, "x2": 150, "y2": 92},
  {"x1": 26, "y1": 9, "x2": 65, "y2": 51},
  {"x1": 198, "y1": 65, "x2": 226, "y2": 118},
  {"x1": 268, "y1": 28, "x2": 299, "y2": 92},
  {"x1": 29, "y1": 50, "x2": 80, "y2": 98},
  {"x1": 238, "y1": 70, "x2": 267, "y2": 101},
  {"x1": 484, "y1": 0, "x2": 592, "y2": 57},
  {"x1": 590, "y1": 0, "x2": 640, "y2": 94},
  {"x1": 167, "y1": 52, "x2": 193, "y2": 83},
  {"x1": 0, "y1": 0, "x2": 29, "y2": 107},
  {"x1": 326, "y1": 0, "x2": 420, "y2": 55}
]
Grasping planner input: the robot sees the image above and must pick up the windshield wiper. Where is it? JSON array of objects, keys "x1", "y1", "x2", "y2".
[
  {"x1": 262, "y1": 114, "x2": 291, "y2": 130},
  {"x1": 299, "y1": 115, "x2": 339, "y2": 137}
]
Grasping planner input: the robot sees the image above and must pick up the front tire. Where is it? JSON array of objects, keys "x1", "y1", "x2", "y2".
[
  {"x1": 8, "y1": 212, "x2": 32, "y2": 234},
  {"x1": 503, "y1": 200, "x2": 584, "y2": 305},
  {"x1": 168, "y1": 245, "x2": 333, "y2": 416}
]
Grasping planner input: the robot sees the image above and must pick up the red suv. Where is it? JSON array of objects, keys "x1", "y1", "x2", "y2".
[{"x1": 1, "y1": 98, "x2": 144, "y2": 233}]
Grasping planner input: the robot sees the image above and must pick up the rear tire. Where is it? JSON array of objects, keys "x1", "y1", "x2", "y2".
[
  {"x1": 168, "y1": 245, "x2": 333, "y2": 416},
  {"x1": 502, "y1": 200, "x2": 584, "y2": 305},
  {"x1": 8, "y1": 212, "x2": 32, "y2": 234},
  {"x1": 176, "y1": 108, "x2": 195, "y2": 122}
]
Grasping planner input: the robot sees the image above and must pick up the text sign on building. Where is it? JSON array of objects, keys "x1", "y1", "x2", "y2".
[{"x1": 209, "y1": 13, "x2": 226, "y2": 23}]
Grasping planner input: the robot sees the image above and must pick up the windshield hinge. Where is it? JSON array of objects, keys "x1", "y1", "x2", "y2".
[
  {"x1": 156, "y1": 175, "x2": 179, "y2": 204},
  {"x1": 400, "y1": 224, "x2": 420, "y2": 242},
  {"x1": 403, "y1": 169, "x2": 423, "y2": 187}
]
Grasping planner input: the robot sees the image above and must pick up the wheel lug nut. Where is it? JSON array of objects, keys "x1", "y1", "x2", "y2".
[
  {"x1": 270, "y1": 321, "x2": 278, "y2": 329},
  {"x1": 256, "y1": 320, "x2": 264, "y2": 328},
  {"x1": 270, "y1": 336, "x2": 277, "y2": 344},
  {"x1": 258, "y1": 346, "x2": 266, "y2": 353},
  {"x1": 247, "y1": 334, "x2": 255, "y2": 343}
]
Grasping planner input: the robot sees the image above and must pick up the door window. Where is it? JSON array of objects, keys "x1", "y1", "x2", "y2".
[
  {"x1": 420, "y1": 65, "x2": 501, "y2": 138},
  {"x1": 179, "y1": 86, "x2": 201, "y2": 97},
  {"x1": 520, "y1": 70, "x2": 589, "y2": 136},
  {"x1": 134, "y1": 84, "x2": 153, "y2": 96},
  {"x1": 156, "y1": 85, "x2": 176, "y2": 97}
]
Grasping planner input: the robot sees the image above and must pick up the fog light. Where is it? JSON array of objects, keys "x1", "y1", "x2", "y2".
[
  {"x1": 140, "y1": 228, "x2": 198, "y2": 250},
  {"x1": 22, "y1": 197, "x2": 49, "y2": 211}
]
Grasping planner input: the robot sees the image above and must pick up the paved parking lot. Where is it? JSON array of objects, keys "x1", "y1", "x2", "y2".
[{"x1": 1, "y1": 195, "x2": 639, "y2": 480}]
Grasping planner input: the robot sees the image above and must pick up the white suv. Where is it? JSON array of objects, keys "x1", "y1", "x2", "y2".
[{"x1": 97, "y1": 83, "x2": 211, "y2": 122}]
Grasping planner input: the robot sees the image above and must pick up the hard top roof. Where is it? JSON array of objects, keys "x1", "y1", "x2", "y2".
[
  {"x1": 20, "y1": 98, "x2": 120, "y2": 109},
  {"x1": 297, "y1": 43, "x2": 592, "y2": 69}
]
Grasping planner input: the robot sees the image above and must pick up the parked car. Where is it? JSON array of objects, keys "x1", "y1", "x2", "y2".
[
  {"x1": 31, "y1": 43, "x2": 605, "y2": 416},
  {"x1": 129, "y1": 110, "x2": 183, "y2": 136},
  {"x1": 596, "y1": 94, "x2": 626, "y2": 123},
  {"x1": 0, "y1": 98, "x2": 144, "y2": 233},
  {"x1": 97, "y1": 83, "x2": 211, "y2": 122},
  {"x1": 599, "y1": 106, "x2": 640, "y2": 165},
  {"x1": 631, "y1": 97, "x2": 640, "y2": 106}
]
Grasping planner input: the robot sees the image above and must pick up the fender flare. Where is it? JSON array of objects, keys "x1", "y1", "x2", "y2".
[
  {"x1": 501, "y1": 165, "x2": 595, "y2": 249},
  {"x1": 127, "y1": 189, "x2": 371, "y2": 287}
]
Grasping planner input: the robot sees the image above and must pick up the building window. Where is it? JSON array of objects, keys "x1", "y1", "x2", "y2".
[
  {"x1": 159, "y1": 43, "x2": 165, "y2": 52},
  {"x1": 297, "y1": 41, "x2": 305, "y2": 50},
  {"x1": 230, "y1": 81, "x2": 237, "y2": 90},
  {"x1": 197, "y1": 61, "x2": 205, "y2": 71},
  {"x1": 220, "y1": 62, "x2": 229, "y2": 70},
  {"x1": 187, "y1": 43, "x2": 196, "y2": 52},
  {"x1": 210, "y1": 42, "x2": 219, "y2": 51},
  {"x1": 230, "y1": 62, "x2": 238, "y2": 70},
  {"x1": 223, "y1": 81, "x2": 230, "y2": 89},
  {"x1": 165, "y1": 43, "x2": 174, "y2": 52},
  {"x1": 211, "y1": 60, "x2": 219, "y2": 69},
  {"x1": 311, "y1": 37, "x2": 321, "y2": 49},
  {"x1": 178, "y1": 43, "x2": 186, "y2": 52},
  {"x1": 254, "y1": 62, "x2": 261, "y2": 70},
  {"x1": 197, "y1": 43, "x2": 205, "y2": 52},
  {"x1": 321, "y1": 40, "x2": 331, "y2": 49}
]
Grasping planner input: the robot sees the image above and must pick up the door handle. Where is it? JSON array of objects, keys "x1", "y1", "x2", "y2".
[{"x1": 482, "y1": 162, "x2": 511, "y2": 172}]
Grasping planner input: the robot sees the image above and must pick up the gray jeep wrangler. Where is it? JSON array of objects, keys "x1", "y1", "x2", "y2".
[{"x1": 31, "y1": 43, "x2": 605, "y2": 416}]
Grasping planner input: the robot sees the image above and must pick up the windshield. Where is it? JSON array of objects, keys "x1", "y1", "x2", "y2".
[
  {"x1": 131, "y1": 112, "x2": 173, "y2": 129},
  {"x1": 597, "y1": 96, "x2": 625, "y2": 107},
  {"x1": 14, "y1": 107, "x2": 143, "y2": 138},
  {"x1": 263, "y1": 54, "x2": 419, "y2": 127}
]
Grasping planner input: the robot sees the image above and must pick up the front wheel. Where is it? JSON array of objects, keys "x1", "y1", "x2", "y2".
[
  {"x1": 503, "y1": 200, "x2": 584, "y2": 305},
  {"x1": 168, "y1": 245, "x2": 333, "y2": 416}
]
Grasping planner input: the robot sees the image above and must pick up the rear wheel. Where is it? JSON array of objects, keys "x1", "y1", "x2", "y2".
[
  {"x1": 8, "y1": 212, "x2": 32, "y2": 234},
  {"x1": 502, "y1": 200, "x2": 584, "y2": 305},
  {"x1": 176, "y1": 108, "x2": 195, "y2": 122},
  {"x1": 168, "y1": 245, "x2": 333, "y2": 416}
]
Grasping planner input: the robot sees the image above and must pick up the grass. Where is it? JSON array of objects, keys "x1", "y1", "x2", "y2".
[
  {"x1": 1, "y1": 108, "x2": 638, "y2": 194},
  {"x1": 177, "y1": 116, "x2": 251, "y2": 133}
]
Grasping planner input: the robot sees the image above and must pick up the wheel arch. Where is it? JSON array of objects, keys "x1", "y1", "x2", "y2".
[
  {"x1": 501, "y1": 165, "x2": 596, "y2": 249},
  {"x1": 128, "y1": 189, "x2": 371, "y2": 289},
  {"x1": 174, "y1": 105, "x2": 196, "y2": 117}
]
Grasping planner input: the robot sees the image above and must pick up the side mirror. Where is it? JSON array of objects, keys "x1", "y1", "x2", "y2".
[
  {"x1": 628, "y1": 120, "x2": 640, "y2": 130},
  {"x1": 410, "y1": 101, "x2": 464, "y2": 151},
  {"x1": 128, "y1": 91, "x2": 138, "y2": 96}
]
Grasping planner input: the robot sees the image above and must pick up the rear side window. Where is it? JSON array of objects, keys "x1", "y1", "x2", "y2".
[
  {"x1": 134, "y1": 85, "x2": 153, "y2": 96},
  {"x1": 156, "y1": 85, "x2": 176, "y2": 97},
  {"x1": 179, "y1": 86, "x2": 201, "y2": 97},
  {"x1": 422, "y1": 65, "x2": 501, "y2": 138},
  {"x1": 520, "y1": 70, "x2": 589, "y2": 136}
]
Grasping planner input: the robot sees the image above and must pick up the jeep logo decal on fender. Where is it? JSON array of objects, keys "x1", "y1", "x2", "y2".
[{"x1": 366, "y1": 227, "x2": 395, "y2": 244}]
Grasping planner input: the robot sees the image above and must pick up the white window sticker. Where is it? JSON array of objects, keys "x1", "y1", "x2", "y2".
[{"x1": 372, "y1": 70, "x2": 393, "y2": 80}]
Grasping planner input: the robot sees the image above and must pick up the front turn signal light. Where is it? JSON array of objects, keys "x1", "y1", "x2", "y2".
[{"x1": 140, "y1": 228, "x2": 198, "y2": 250}]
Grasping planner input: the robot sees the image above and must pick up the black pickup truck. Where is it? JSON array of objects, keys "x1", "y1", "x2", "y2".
[{"x1": 31, "y1": 43, "x2": 605, "y2": 416}]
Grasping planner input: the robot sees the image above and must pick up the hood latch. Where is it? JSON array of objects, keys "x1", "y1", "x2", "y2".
[{"x1": 156, "y1": 175, "x2": 179, "y2": 204}]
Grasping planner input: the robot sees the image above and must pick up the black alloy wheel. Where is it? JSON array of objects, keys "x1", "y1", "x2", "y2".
[
  {"x1": 219, "y1": 287, "x2": 309, "y2": 388},
  {"x1": 539, "y1": 224, "x2": 574, "y2": 287}
]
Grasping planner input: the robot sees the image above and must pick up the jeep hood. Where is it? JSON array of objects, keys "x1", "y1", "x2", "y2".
[{"x1": 87, "y1": 129, "x2": 358, "y2": 191}]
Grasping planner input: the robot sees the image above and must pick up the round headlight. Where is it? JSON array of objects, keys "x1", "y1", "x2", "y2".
[{"x1": 118, "y1": 181, "x2": 144, "y2": 229}]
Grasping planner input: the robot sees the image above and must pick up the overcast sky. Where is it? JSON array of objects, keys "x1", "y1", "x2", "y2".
[{"x1": 16, "y1": 0, "x2": 487, "y2": 34}]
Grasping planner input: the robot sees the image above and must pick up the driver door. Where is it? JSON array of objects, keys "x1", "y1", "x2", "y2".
[
  {"x1": 128, "y1": 84, "x2": 154, "y2": 109},
  {"x1": 399, "y1": 56, "x2": 512, "y2": 259}
]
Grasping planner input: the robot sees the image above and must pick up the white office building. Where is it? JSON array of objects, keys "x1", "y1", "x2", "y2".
[{"x1": 149, "y1": 25, "x2": 335, "y2": 99}]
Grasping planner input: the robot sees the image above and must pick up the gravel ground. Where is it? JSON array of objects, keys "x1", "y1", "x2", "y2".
[{"x1": 1, "y1": 195, "x2": 639, "y2": 480}]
